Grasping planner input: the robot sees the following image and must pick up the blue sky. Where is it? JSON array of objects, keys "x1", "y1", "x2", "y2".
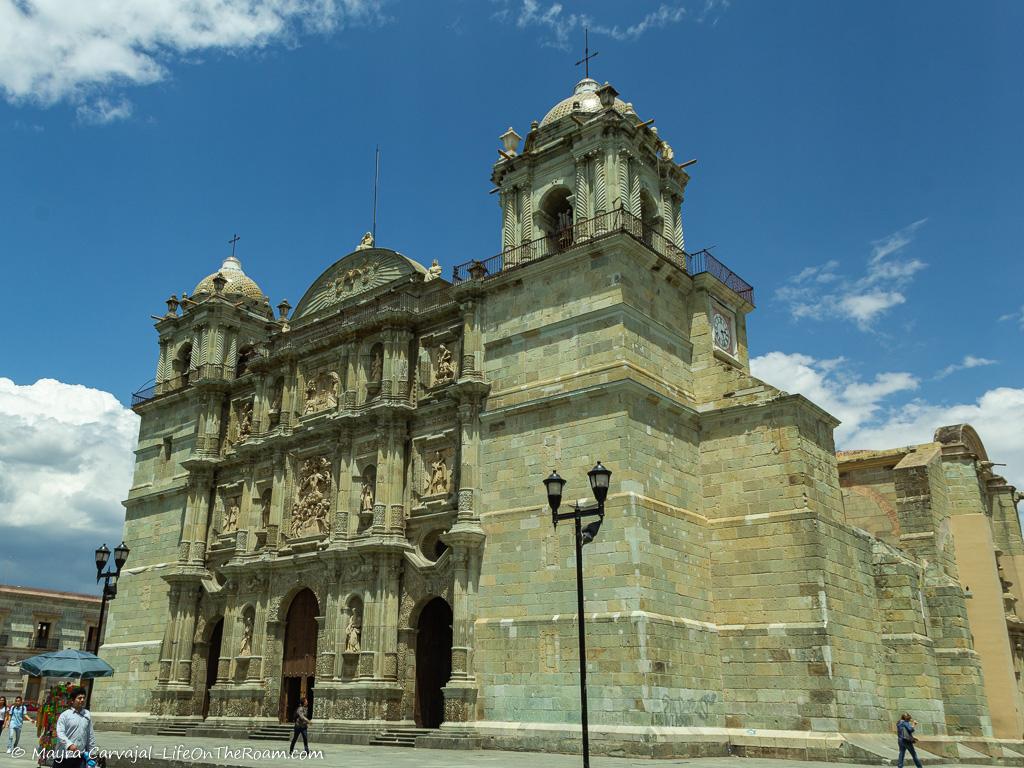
[{"x1": 1, "y1": 0, "x2": 1022, "y2": 590}]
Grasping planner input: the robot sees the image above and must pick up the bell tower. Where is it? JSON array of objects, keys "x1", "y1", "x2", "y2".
[{"x1": 491, "y1": 78, "x2": 689, "y2": 254}]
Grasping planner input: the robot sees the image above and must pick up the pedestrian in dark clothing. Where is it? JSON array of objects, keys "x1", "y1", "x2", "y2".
[
  {"x1": 897, "y1": 712, "x2": 923, "y2": 768},
  {"x1": 289, "y1": 696, "x2": 310, "y2": 755}
]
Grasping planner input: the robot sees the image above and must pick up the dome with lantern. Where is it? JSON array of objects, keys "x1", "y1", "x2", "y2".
[
  {"x1": 539, "y1": 78, "x2": 634, "y2": 128},
  {"x1": 192, "y1": 255, "x2": 269, "y2": 306}
]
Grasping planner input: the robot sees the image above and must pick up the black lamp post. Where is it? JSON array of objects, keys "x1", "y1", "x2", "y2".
[
  {"x1": 88, "y1": 541, "x2": 129, "y2": 706},
  {"x1": 543, "y1": 461, "x2": 611, "y2": 768}
]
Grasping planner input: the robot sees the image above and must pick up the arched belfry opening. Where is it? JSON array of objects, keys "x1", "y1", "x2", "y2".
[
  {"x1": 280, "y1": 589, "x2": 319, "y2": 723},
  {"x1": 174, "y1": 343, "x2": 193, "y2": 388},
  {"x1": 640, "y1": 189, "x2": 662, "y2": 249},
  {"x1": 202, "y1": 617, "x2": 223, "y2": 719},
  {"x1": 415, "y1": 597, "x2": 453, "y2": 728},
  {"x1": 538, "y1": 187, "x2": 574, "y2": 252}
]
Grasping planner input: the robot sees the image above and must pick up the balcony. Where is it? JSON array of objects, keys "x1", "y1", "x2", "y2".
[
  {"x1": 132, "y1": 363, "x2": 234, "y2": 408},
  {"x1": 452, "y1": 208, "x2": 754, "y2": 306}
]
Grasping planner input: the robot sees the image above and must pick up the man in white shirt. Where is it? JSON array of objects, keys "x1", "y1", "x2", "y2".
[{"x1": 55, "y1": 687, "x2": 97, "y2": 767}]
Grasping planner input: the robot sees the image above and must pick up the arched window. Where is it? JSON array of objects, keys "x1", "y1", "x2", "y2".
[
  {"x1": 539, "y1": 187, "x2": 574, "y2": 252},
  {"x1": 174, "y1": 344, "x2": 193, "y2": 388}
]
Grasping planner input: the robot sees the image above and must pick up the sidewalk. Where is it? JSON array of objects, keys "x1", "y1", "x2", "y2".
[{"x1": 0, "y1": 730, "x2": 978, "y2": 768}]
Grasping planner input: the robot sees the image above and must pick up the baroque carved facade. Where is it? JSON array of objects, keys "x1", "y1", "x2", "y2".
[{"x1": 95, "y1": 76, "x2": 1024, "y2": 760}]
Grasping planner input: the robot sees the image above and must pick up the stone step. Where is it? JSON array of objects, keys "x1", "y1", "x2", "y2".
[
  {"x1": 249, "y1": 726, "x2": 293, "y2": 742},
  {"x1": 369, "y1": 727, "x2": 436, "y2": 748},
  {"x1": 155, "y1": 727, "x2": 191, "y2": 737}
]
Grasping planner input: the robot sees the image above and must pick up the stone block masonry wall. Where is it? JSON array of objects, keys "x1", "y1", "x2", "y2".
[
  {"x1": 871, "y1": 542, "x2": 947, "y2": 734},
  {"x1": 92, "y1": 492, "x2": 185, "y2": 713},
  {"x1": 839, "y1": 462, "x2": 901, "y2": 544}
]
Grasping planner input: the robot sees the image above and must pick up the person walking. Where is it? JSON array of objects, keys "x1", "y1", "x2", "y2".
[
  {"x1": 896, "y1": 712, "x2": 923, "y2": 768},
  {"x1": 0, "y1": 698, "x2": 8, "y2": 749},
  {"x1": 6, "y1": 696, "x2": 31, "y2": 753},
  {"x1": 54, "y1": 686, "x2": 97, "y2": 768},
  {"x1": 289, "y1": 696, "x2": 310, "y2": 756}
]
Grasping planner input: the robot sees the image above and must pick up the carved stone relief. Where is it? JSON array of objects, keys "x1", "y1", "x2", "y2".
[
  {"x1": 303, "y1": 368, "x2": 340, "y2": 414},
  {"x1": 434, "y1": 343, "x2": 456, "y2": 384},
  {"x1": 360, "y1": 466, "x2": 376, "y2": 514},
  {"x1": 222, "y1": 495, "x2": 241, "y2": 534},
  {"x1": 345, "y1": 610, "x2": 362, "y2": 653},
  {"x1": 238, "y1": 609, "x2": 254, "y2": 657},
  {"x1": 425, "y1": 450, "x2": 451, "y2": 496},
  {"x1": 290, "y1": 456, "x2": 332, "y2": 538}
]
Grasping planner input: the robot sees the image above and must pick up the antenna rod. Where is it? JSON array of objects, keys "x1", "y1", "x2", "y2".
[{"x1": 372, "y1": 145, "x2": 380, "y2": 243}]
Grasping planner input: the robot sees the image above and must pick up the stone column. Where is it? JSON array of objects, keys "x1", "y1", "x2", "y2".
[
  {"x1": 594, "y1": 151, "x2": 608, "y2": 219},
  {"x1": 660, "y1": 188, "x2": 675, "y2": 242},
  {"x1": 375, "y1": 417, "x2": 406, "y2": 535},
  {"x1": 617, "y1": 149, "x2": 630, "y2": 214},
  {"x1": 456, "y1": 401, "x2": 481, "y2": 522},
  {"x1": 574, "y1": 154, "x2": 590, "y2": 224},
  {"x1": 458, "y1": 299, "x2": 482, "y2": 379},
  {"x1": 174, "y1": 584, "x2": 199, "y2": 684},
  {"x1": 375, "y1": 553, "x2": 401, "y2": 680},
  {"x1": 519, "y1": 185, "x2": 532, "y2": 244},
  {"x1": 673, "y1": 195, "x2": 684, "y2": 250},
  {"x1": 224, "y1": 328, "x2": 238, "y2": 376},
  {"x1": 629, "y1": 159, "x2": 642, "y2": 219},
  {"x1": 158, "y1": 583, "x2": 181, "y2": 682},
  {"x1": 393, "y1": 329, "x2": 412, "y2": 404},
  {"x1": 333, "y1": 431, "x2": 352, "y2": 541},
  {"x1": 156, "y1": 339, "x2": 170, "y2": 390},
  {"x1": 186, "y1": 469, "x2": 213, "y2": 565},
  {"x1": 501, "y1": 188, "x2": 517, "y2": 252},
  {"x1": 268, "y1": 448, "x2": 285, "y2": 549},
  {"x1": 344, "y1": 344, "x2": 358, "y2": 409}
]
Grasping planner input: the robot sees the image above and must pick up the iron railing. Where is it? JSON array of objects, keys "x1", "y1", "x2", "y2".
[
  {"x1": 452, "y1": 207, "x2": 754, "y2": 306},
  {"x1": 687, "y1": 249, "x2": 754, "y2": 305},
  {"x1": 132, "y1": 363, "x2": 234, "y2": 407}
]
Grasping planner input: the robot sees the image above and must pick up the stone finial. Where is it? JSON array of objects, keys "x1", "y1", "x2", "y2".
[
  {"x1": 165, "y1": 294, "x2": 180, "y2": 317},
  {"x1": 500, "y1": 127, "x2": 522, "y2": 155},
  {"x1": 357, "y1": 232, "x2": 374, "y2": 250},
  {"x1": 596, "y1": 82, "x2": 618, "y2": 108},
  {"x1": 212, "y1": 272, "x2": 227, "y2": 294},
  {"x1": 277, "y1": 299, "x2": 291, "y2": 320}
]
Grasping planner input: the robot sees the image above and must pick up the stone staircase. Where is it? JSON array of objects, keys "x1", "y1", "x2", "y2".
[
  {"x1": 369, "y1": 727, "x2": 435, "y2": 748},
  {"x1": 248, "y1": 725, "x2": 294, "y2": 742},
  {"x1": 155, "y1": 724, "x2": 193, "y2": 737}
]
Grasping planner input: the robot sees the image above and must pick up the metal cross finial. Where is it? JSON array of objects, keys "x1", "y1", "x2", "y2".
[
  {"x1": 575, "y1": 27, "x2": 599, "y2": 80},
  {"x1": 228, "y1": 233, "x2": 240, "y2": 256}
]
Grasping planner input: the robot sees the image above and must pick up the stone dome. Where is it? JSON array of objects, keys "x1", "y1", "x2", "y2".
[
  {"x1": 193, "y1": 256, "x2": 267, "y2": 302},
  {"x1": 539, "y1": 78, "x2": 633, "y2": 128}
]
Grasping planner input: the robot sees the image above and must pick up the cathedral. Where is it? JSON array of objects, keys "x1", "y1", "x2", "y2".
[{"x1": 95, "y1": 76, "x2": 1024, "y2": 762}]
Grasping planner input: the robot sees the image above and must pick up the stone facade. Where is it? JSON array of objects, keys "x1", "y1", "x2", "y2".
[
  {"x1": 94, "y1": 76, "x2": 1024, "y2": 759},
  {"x1": 0, "y1": 585, "x2": 101, "y2": 702}
]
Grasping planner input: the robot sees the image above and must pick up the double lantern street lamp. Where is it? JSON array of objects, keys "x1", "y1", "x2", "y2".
[
  {"x1": 89, "y1": 542, "x2": 129, "y2": 706},
  {"x1": 543, "y1": 461, "x2": 612, "y2": 768}
]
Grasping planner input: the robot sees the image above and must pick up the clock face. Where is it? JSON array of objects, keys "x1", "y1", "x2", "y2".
[{"x1": 712, "y1": 310, "x2": 733, "y2": 352}]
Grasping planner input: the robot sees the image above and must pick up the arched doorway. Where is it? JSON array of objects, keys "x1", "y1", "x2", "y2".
[
  {"x1": 415, "y1": 597, "x2": 453, "y2": 728},
  {"x1": 280, "y1": 589, "x2": 318, "y2": 723},
  {"x1": 202, "y1": 618, "x2": 223, "y2": 719}
]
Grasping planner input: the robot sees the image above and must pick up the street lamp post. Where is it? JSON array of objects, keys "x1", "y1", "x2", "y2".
[
  {"x1": 543, "y1": 461, "x2": 612, "y2": 768},
  {"x1": 88, "y1": 541, "x2": 129, "y2": 706}
]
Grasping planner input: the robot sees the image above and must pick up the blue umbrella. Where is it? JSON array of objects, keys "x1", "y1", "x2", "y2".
[{"x1": 20, "y1": 649, "x2": 114, "y2": 679}]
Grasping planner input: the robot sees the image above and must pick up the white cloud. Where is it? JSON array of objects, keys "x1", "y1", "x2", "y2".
[
  {"x1": 0, "y1": 0, "x2": 383, "y2": 113},
  {"x1": 999, "y1": 305, "x2": 1024, "y2": 329},
  {"x1": 751, "y1": 351, "x2": 1024, "y2": 489},
  {"x1": 493, "y1": 1, "x2": 723, "y2": 49},
  {"x1": 775, "y1": 219, "x2": 928, "y2": 330},
  {"x1": 0, "y1": 378, "x2": 139, "y2": 590},
  {"x1": 936, "y1": 354, "x2": 997, "y2": 380},
  {"x1": 76, "y1": 96, "x2": 133, "y2": 125},
  {"x1": 750, "y1": 351, "x2": 919, "y2": 442}
]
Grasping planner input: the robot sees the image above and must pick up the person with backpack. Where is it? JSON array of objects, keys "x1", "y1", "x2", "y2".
[
  {"x1": 289, "y1": 696, "x2": 310, "y2": 756},
  {"x1": 6, "y1": 696, "x2": 32, "y2": 752},
  {"x1": 897, "y1": 712, "x2": 923, "y2": 768}
]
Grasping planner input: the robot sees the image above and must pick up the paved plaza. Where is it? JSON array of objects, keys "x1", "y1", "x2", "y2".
[{"x1": 0, "y1": 731, "x2": 974, "y2": 768}]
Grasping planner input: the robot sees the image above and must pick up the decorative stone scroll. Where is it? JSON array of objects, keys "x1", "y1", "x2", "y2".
[
  {"x1": 290, "y1": 456, "x2": 332, "y2": 538},
  {"x1": 303, "y1": 369, "x2": 340, "y2": 414}
]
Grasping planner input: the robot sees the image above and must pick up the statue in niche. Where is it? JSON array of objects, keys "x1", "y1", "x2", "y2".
[
  {"x1": 237, "y1": 400, "x2": 253, "y2": 440},
  {"x1": 345, "y1": 612, "x2": 361, "y2": 653},
  {"x1": 426, "y1": 259, "x2": 442, "y2": 281},
  {"x1": 304, "y1": 379, "x2": 318, "y2": 414},
  {"x1": 360, "y1": 469, "x2": 376, "y2": 513},
  {"x1": 427, "y1": 451, "x2": 450, "y2": 496},
  {"x1": 290, "y1": 457, "x2": 332, "y2": 538},
  {"x1": 370, "y1": 350, "x2": 383, "y2": 384},
  {"x1": 268, "y1": 381, "x2": 283, "y2": 426},
  {"x1": 435, "y1": 344, "x2": 455, "y2": 382},
  {"x1": 223, "y1": 499, "x2": 240, "y2": 533},
  {"x1": 320, "y1": 371, "x2": 339, "y2": 410},
  {"x1": 259, "y1": 490, "x2": 272, "y2": 529},
  {"x1": 238, "y1": 613, "x2": 254, "y2": 657}
]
